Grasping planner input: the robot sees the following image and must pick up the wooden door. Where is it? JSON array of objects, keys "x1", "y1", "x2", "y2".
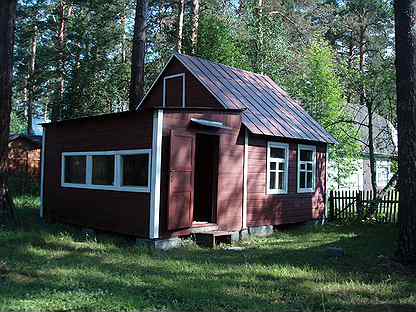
[{"x1": 167, "y1": 130, "x2": 194, "y2": 230}]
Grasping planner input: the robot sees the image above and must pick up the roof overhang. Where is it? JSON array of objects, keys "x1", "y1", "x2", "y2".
[{"x1": 190, "y1": 118, "x2": 231, "y2": 130}]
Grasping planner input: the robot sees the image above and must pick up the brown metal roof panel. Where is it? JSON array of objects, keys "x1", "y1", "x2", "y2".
[
  {"x1": 235, "y1": 70, "x2": 317, "y2": 141},
  {"x1": 263, "y1": 76, "x2": 337, "y2": 143},
  {"x1": 190, "y1": 56, "x2": 296, "y2": 138},
  {"x1": 250, "y1": 74, "x2": 328, "y2": 142},
  {"x1": 257, "y1": 74, "x2": 335, "y2": 143},
  {"x1": 243, "y1": 111, "x2": 277, "y2": 136},
  {"x1": 210, "y1": 63, "x2": 295, "y2": 138}
]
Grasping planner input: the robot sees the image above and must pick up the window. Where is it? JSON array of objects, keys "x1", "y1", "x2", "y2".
[
  {"x1": 92, "y1": 155, "x2": 115, "y2": 185},
  {"x1": 297, "y1": 145, "x2": 316, "y2": 193},
  {"x1": 376, "y1": 160, "x2": 392, "y2": 187},
  {"x1": 267, "y1": 142, "x2": 289, "y2": 194},
  {"x1": 121, "y1": 154, "x2": 149, "y2": 187},
  {"x1": 163, "y1": 73, "x2": 185, "y2": 107},
  {"x1": 64, "y1": 156, "x2": 86, "y2": 184},
  {"x1": 61, "y1": 149, "x2": 151, "y2": 192}
]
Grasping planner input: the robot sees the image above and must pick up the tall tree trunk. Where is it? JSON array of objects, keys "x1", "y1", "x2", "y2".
[
  {"x1": 129, "y1": 0, "x2": 147, "y2": 111},
  {"x1": 51, "y1": 1, "x2": 72, "y2": 121},
  {"x1": 395, "y1": 0, "x2": 416, "y2": 264},
  {"x1": 27, "y1": 25, "x2": 37, "y2": 136},
  {"x1": 120, "y1": 14, "x2": 127, "y2": 64},
  {"x1": 176, "y1": 0, "x2": 185, "y2": 53},
  {"x1": 367, "y1": 106, "x2": 378, "y2": 194},
  {"x1": 358, "y1": 20, "x2": 378, "y2": 194},
  {"x1": 191, "y1": 0, "x2": 200, "y2": 55},
  {"x1": 254, "y1": 0, "x2": 263, "y2": 74},
  {"x1": 0, "y1": 0, "x2": 17, "y2": 222}
]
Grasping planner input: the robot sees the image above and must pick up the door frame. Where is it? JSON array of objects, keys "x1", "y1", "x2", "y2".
[{"x1": 193, "y1": 132, "x2": 220, "y2": 224}]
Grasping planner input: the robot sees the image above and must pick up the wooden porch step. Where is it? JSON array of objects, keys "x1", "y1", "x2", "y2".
[
  {"x1": 194, "y1": 230, "x2": 237, "y2": 248},
  {"x1": 189, "y1": 223, "x2": 218, "y2": 233},
  {"x1": 169, "y1": 223, "x2": 218, "y2": 238}
]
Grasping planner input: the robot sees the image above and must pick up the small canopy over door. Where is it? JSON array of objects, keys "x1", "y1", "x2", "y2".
[{"x1": 167, "y1": 130, "x2": 194, "y2": 230}]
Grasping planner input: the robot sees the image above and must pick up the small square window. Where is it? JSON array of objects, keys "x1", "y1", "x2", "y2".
[
  {"x1": 122, "y1": 154, "x2": 149, "y2": 187},
  {"x1": 271, "y1": 147, "x2": 285, "y2": 159},
  {"x1": 92, "y1": 155, "x2": 115, "y2": 185},
  {"x1": 300, "y1": 150, "x2": 313, "y2": 161},
  {"x1": 64, "y1": 156, "x2": 86, "y2": 184}
]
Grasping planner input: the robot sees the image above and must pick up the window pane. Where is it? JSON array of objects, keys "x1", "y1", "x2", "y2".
[
  {"x1": 278, "y1": 162, "x2": 284, "y2": 171},
  {"x1": 271, "y1": 147, "x2": 285, "y2": 159},
  {"x1": 278, "y1": 172, "x2": 284, "y2": 190},
  {"x1": 165, "y1": 76, "x2": 184, "y2": 107},
  {"x1": 300, "y1": 172, "x2": 306, "y2": 188},
  {"x1": 307, "y1": 172, "x2": 313, "y2": 189},
  {"x1": 301, "y1": 163, "x2": 306, "y2": 170},
  {"x1": 270, "y1": 162, "x2": 277, "y2": 170},
  {"x1": 64, "y1": 156, "x2": 86, "y2": 184},
  {"x1": 122, "y1": 154, "x2": 149, "y2": 187},
  {"x1": 307, "y1": 163, "x2": 313, "y2": 171},
  {"x1": 92, "y1": 155, "x2": 115, "y2": 185},
  {"x1": 270, "y1": 171, "x2": 276, "y2": 189},
  {"x1": 300, "y1": 149, "x2": 313, "y2": 161}
]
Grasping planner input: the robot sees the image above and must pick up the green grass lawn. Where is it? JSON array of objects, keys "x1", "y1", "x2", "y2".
[{"x1": 0, "y1": 196, "x2": 415, "y2": 312}]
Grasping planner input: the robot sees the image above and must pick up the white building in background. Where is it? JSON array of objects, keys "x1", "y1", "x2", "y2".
[{"x1": 329, "y1": 106, "x2": 397, "y2": 191}]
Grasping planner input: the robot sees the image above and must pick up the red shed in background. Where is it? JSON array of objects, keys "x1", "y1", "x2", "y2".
[
  {"x1": 41, "y1": 54, "x2": 336, "y2": 243},
  {"x1": 8, "y1": 134, "x2": 42, "y2": 193}
]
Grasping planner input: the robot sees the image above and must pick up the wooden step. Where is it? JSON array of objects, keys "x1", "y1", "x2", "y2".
[
  {"x1": 189, "y1": 223, "x2": 218, "y2": 233},
  {"x1": 169, "y1": 223, "x2": 218, "y2": 238},
  {"x1": 194, "y1": 230, "x2": 237, "y2": 248}
]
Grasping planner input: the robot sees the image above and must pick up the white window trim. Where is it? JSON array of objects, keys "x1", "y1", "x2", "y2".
[
  {"x1": 267, "y1": 142, "x2": 289, "y2": 195},
  {"x1": 376, "y1": 160, "x2": 391, "y2": 187},
  {"x1": 61, "y1": 149, "x2": 152, "y2": 193},
  {"x1": 40, "y1": 128, "x2": 46, "y2": 218},
  {"x1": 297, "y1": 144, "x2": 317, "y2": 193},
  {"x1": 149, "y1": 109, "x2": 163, "y2": 239},
  {"x1": 163, "y1": 73, "x2": 186, "y2": 108}
]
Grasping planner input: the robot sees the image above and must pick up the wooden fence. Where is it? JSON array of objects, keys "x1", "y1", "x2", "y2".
[{"x1": 328, "y1": 190, "x2": 399, "y2": 223}]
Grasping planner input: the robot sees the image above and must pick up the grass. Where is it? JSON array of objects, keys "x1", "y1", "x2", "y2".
[{"x1": 0, "y1": 196, "x2": 415, "y2": 312}]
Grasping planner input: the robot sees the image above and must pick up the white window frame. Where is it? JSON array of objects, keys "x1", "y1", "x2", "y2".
[
  {"x1": 376, "y1": 160, "x2": 391, "y2": 187},
  {"x1": 163, "y1": 73, "x2": 185, "y2": 108},
  {"x1": 61, "y1": 149, "x2": 151, "y2": 193},
  {"x1": 297, "y1": 144, "x2": 317, "y2": 193},
  {"x1": 267, "y1": 142, "x2": 289, "y2": 195}
]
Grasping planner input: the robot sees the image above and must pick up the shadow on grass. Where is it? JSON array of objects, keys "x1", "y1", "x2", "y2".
[{"x1": 0, "y1": 205, "x2": 414, "y2": 312}]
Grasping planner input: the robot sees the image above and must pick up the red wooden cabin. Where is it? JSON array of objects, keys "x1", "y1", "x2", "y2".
[{"x1": 41, "y1": 54, "x2": 336, "y2": 242}]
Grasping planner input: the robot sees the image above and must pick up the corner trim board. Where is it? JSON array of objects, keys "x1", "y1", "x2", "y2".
[
  {"x1": 40, "y1": 128, "x2": 46, "y2": 218},
  {"x1": 149, "y1": 109, "x2": 164, "y2": 239},
  {"x1": 242, "y1": 128, "x2": 248, "y2": 229}
]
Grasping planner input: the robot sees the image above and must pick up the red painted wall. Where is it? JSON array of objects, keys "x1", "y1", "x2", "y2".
[
  {"x1": 43, "y1": 111, "x2": 154, "y2": 237},
  {"x1": 159, "y1": 110, "x2": 244, "y2": 235},
  {"x1": 141, "y1": 58, "x2": 222, "y2": 110},
  {"x1": 247, "y1": 134, "x2": 327, "y2": 227}
]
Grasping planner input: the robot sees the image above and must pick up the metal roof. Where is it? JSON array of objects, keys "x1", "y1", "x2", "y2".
[
  {"x1": 174, "y1": 53, "x2": 337, "y2": 144},
  {"x1": 9, "y1": 134, "x2": 42, "y2": 145},
  {"x1": 348, "y1": 105, "x2": 397, "y2": 156}
]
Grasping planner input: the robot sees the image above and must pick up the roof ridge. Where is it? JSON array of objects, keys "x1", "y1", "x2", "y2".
[{"x1": 175, "y1": 52, "x2": 271, "y2": 79}]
